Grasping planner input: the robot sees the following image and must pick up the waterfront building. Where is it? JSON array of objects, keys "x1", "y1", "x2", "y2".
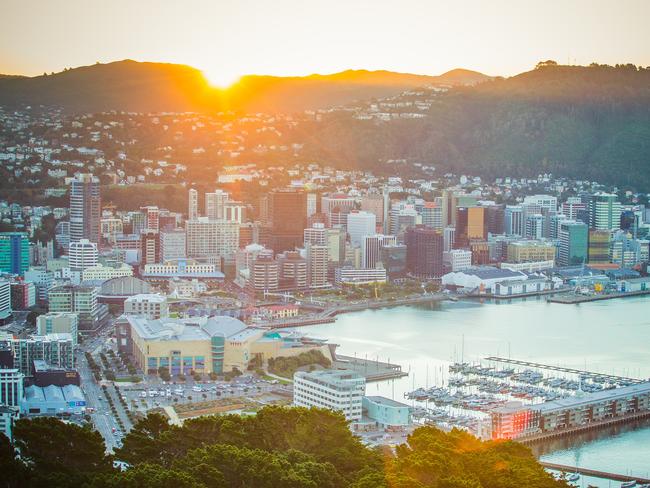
[
  {"x1": 124, "y1": 294, "x2": 169, "y2": 319},
  {"x1": 558, "y1": 221, "x2": 589, "y2": 266},
  {"x1": 506, "y1": 240, "x2": 556, "y2": 264},
  {"x1": 117, "y1": 315, "x2": 330, "y2": 375},
  {"x1": 441, "y1": 266, "x2": 527, "y2": 292},
  {"x1": 443, "y1": 249, "x2": 473, "y2": 272},
  {"x1": 469, "y1": 240, "x2": 490, "y2": 265},
  {"x1": 588, "y1": 230, "x2": 611, "y2": 264},
  {"x1": 380, "y1": 244, "x2": 407, "y2": 280},
  {"x1": 334, "y1": 266, "x2": 387, "y2": 285},
  {"x1": 362, "y1": 396, "x2": 412, "y2": 428},
  {"x1": 589, "y1": 193, "x2": 622, "y2": 231},
  {"x1": 293, "y1": 369, "x2": 365, "y2": 421},
  {"x1": 68, "y1": 239, "x2": 99, "y2": 271},
  {"x1": 500, "y1": 260, "x2": 555, "y2": 273},
  {"x1": 69, "y1": 174, "x2": 100, "y2": 244},
  {"x1": 405, "y1": 225, "x2": 443, "y2": 278},
  {"x1": 0, "y1": 232, "x2": 29, "y2": 275},
  {"x1": 36, "y1": 313, "x2": 79, "y2": 345},
  {"x1": 347, "y1": 211, "x2": 377, "y2": 247}
]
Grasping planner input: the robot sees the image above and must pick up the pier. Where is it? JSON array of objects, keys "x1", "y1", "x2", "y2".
[
  {"x1": 547, "y1": 289, "x2": 650, "y2": 304},
  {"x1": 332, "y1": 353, "x2": 408, "y2": 382},
  {"x1": 540, "y1": 461, "x2": 650, "y2": 483},
  {"x1": 484, "y1": 356, "x2": 645, "y2": 384}
]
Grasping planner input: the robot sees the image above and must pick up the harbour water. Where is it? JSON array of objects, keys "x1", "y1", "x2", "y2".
[{"x1": 305, "y1": 296, "x2": 650, "y2": 482}]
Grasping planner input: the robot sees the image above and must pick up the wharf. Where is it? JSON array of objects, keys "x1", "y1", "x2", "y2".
[
  {"x1": 547, "y1": 289, "x2": 650, "y2": 304},
  {"x1": 484, "y1": 356, "x2": 644, "y2": 384},
  {"x1": 265, "y1": 317, "x2": 335, "y2": 329},
  {"x1": 540, "y1": 461, "x2": 650, "y2": 483},
  {"x1": 333, "y1": 353, "x2": 408, "y2": 382},
  {"x1": 464, "y1": 288, "x2": 572, "y2": 300}
]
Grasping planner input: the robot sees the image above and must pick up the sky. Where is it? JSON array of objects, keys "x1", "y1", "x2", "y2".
[{"x1": 1, "y1": 0, "x2": 649, "y2": 86}]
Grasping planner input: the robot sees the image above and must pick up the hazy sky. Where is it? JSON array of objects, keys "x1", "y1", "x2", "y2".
[{"x1": 1, "y1": 0, "x2": 649, "y2": 86}]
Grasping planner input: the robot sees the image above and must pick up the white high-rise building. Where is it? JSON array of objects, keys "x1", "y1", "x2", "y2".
[
  {"x1": 504, "y1": 206, "x2": 524, "y2": 236},
  {"x1": 160, "y1": 229, "x2": 186, "y2": 261},
  {"x1": 362, "y1": 234, "x2": 396, "y2": 269},
  {"x1": 304, "y1": 223, "x2": 328, "y2": 246},
  {"x1": 0, "y1": 280, "x2": 10, "y2": 321},
  {"x1": 140, "y1": 206, "x2": 160, "y2": 232},
  {"x1": 0, "y1": 368, "x2": 24, "y2": 409},
  {"x1": 69, "y1": 173, "x2": 100, "y2": 244},
  {"x1": 293, "y1": 369, "x2": 365, "y2": 421},
  {"x1": 68, "y1": 239, "x2": 99, "y2": 271},
  {"x1": 36, "y1": 313, "x2": 79, "y2": 345},
  {"x1": 347, "y1": 211, "x2": 377, "y2": 247},
  {"x1": 305, "y1": 244, "x2": 329, "y2": 288},
  {"x1": 205, "y1": 190, "x2": 229, "y2": 221},
  {"x1": 186, "y1": 218, "x2": 239, "y2": 261},
  {"x1": 443, "y1": 227, "x2": 456, "y2": 253},
  {"x1": 124, "y1": 294, "x2": 169, "y2": 320},
  {"x1": 443, "y1": 249, "x2": 473, "y2": 272},
  {"x1": 188, "y1": 189, "x2": 199, "y2": 221}
]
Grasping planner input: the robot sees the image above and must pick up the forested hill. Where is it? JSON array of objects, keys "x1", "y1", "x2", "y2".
[{"x1": 301, "y1": 64, "x2": 650, "y2": 188}]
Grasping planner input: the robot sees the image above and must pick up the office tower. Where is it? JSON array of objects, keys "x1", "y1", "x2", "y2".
[
  {"x1": 140, "y1": 230, "x2": 160, "y2": 266},
  {"x1": 389, "y1": 204, "x2": 419, "y2": 237},
  {"x1": 278, "y1": 251, "x2": 308, "y2": 290},
  {"x1": 205, "y1": 189, "x2": 229, "y2": 220},
  {"x1": 558, "y1": 221, "x2": 589, "y2": 266},
  {"x1": 68, "y1": 239, "x2": 99, "y2": 271},
  {"x1": 0, "y1": 233, "x2": 29, "y2": 276},
  {"x1": 523, "y1": 195, "x2": 558, "y2": 212},
  {"x1": 140, "y1": 206, "x2": 160, "y2": 232},
  {"x1": 69, "y1": 174, "x2": 100, "y2": 244},
  {"x1": 0, "y1": 280, "x2": 10, "y2": 321},
  {"x1": 382, "y1": 187, "x2": 390, "y2": 234},
  {"x1": 620, "y1": 210, "x2": 637, "y2": 234},
  {"x1": 188, "y1": 188, "x2": 199, "y2": 221},
  {"x1": 362, "y1": 234, "x2": 396, "y2": 269},
  {"x1": 306, "y1": 193, "x2": 318, "y2": 218},
  {"x1": 347, "y1": 211, "x2": 377, "y2": 247},
  {"x1": 293, "y1": 369, "x2": 365, "y2": 421},
  {"x1": 454, "y1": 207, "x2": 486, "y2": 248},
  {"x1": 24, "y1": 267, "x2": 54, "y2": 304},
  {"x1": 506, "y1": 241, "x2": 556, "y2": 263},
  {"x1": 249, "y1": 251, "x2": 279, "y2": 292},
  {"x1": 223, "y1": 202, "x2": 246, "y2": 223},
  {"x1": 321, "y1": 194, "x2": 355, "y2": 228},
  {"x1": 380, "y1": 244, "x2": 407, "y2": 280},
  {"x1": 589, "y1": 193, "x2": 622, "y2": 231},
  {"x1": 327, "y1": 227, "x2": 346, "y2": 266},
  {"x1": 360, "y1": 194, "x2": 384, "y2": 226},
  {"x1": 186, "y1": 218, "x2": 239, "y2": 261},
  {"x1": 36, "y1": 313, "x2": 79, "y2": 346},
  {"x1": 562, "y1": 197, "x2": 587, "y2": 221},
  {"x1": 549, "y1": 214, "x2": 570, "y2": 239},
  {"x1": 405, "y1": 225, "x2": 444, "y2": 278},
  {"x1": 443, "y1": 249, "x2": 473, "y2": 272},
  {"x1": 525, "y1": 214, "x2": 545, "y2": 239},
  {"x1": 421, "y1": 201, "x2": 443, "y2": 230},
  {"x1": 158, "y1": 210, "x2": 179, "y2": 231},
  {"x1": 160, "y1": 229, "x2": 186, "y2": 261},
  {"x1": 304, "y1": 223, "x2": 327, "y2": 246},
  {"x1": 588, "y1": 230, "x2": 611, "y2": 264},
  {"x1": 48, "y1": 284, "x2": 103, "y2": 330},
  {"x1": 485, "y1": 205, "x2": 505, "y2": 235},
  {"x1": 0, "y1": 367, "x2": 23, "y2": 408},
  {"x1": 268, "y1": 190, "x2": 307, "y2": 254},
  {"x1": 129, "y1": 211, "x2": 146, "y2": 235},
  {"x1": 305, "y1": 244, "x2": 329, "y2": 288},
  {"x1": 504, "y1": 205, "x2": 524, "y2": 237},
  {"x1": 443, "y1": 227, "x2": 456, "y2": 252}
]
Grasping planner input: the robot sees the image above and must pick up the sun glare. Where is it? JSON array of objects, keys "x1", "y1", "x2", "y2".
[{"x1": 202, "y1": 67, "x2": 241, "y2": 88}]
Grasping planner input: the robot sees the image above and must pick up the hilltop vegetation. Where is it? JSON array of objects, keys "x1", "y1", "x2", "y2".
[{"x1": 1, "y1": 407, "x2": 565, "y2": 487}]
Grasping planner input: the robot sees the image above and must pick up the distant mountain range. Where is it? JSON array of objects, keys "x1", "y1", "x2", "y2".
[{"x1": 0, "y1": 60, "x2": 491, "y2": 113}]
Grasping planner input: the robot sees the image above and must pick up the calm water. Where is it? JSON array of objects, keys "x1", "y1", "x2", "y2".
[{"x1": 305, "y1": 296, "x2": 650, "y2": 482}]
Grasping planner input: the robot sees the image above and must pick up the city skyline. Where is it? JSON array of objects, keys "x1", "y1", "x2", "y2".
[{"x1": 1, "y1": 0, "x2": 649, "y2": 86}]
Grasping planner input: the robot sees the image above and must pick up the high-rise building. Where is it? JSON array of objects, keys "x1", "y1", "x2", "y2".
[
  {"x1": 186, "y1": 218, "x2": 239, "y2": 261},
  {"x1": 421, "y1": 201, "x2": 443, "y2": 230},
  {"x1": 588, "y1": 230, "x2": 611, "y2": 264},
  {"x1": 68, "y1": 239, "x2": 99, "y2": 271},
  {"x1": 562, "y1": 197, "x2": 587, "y2": 221},
  {"x1": 525, "y1": 214, "x2": 545, "y2": 240},
  {"x1": 360, "y1": 194, "x2": 384, "y2": 225},
  {"x1": 454, "y1": 207, "x2": 486, "y2": 248},
  {"x1": 306, "y1": 193, "x2": 318, "y2": 218},
  {"x1": 249, "y1": 251, "x2": 279, "y2": 292},
  {"x1": 160, "y1": 228, "x2": 186, "y2": 261},
  {"x1": 558, "y1": 221, "x2": 589, "y2": 266},
  {"x1": 10, "y1": 281, "x2": 36, "y2": 310},
  {"x1": 36, "y1": 313, "x2": 79, "y2": 346},
  {"x1": 0, "y1": 280, "x2": 11, "y2": 321},
  {"x1": 205, "y1": 190, "x2": 229, "y2": 220},
  {"x1": 293, "y1": 369, "x2": 365, "y2": 421},
  {"x1": 506, "y1": 241, "x2": 556, "y2": 263},
  {"x1": 188, "y1": 188, "x2": 199, "y2": 221},
  {"x1": 405, "y1": 225, "x2": 444, "y2": 278},
  {"x1": 140, "y1": 206, "x2": 160, "y2": 232},
  {"x1": 321, "y1": 194, "x2": 355, "y2": 228},
  {"x1": 305, "y1": 244, "x2": 329, "y2": 288},
  {"x1": 589, "y1": 193, "x2": 622, "y2": 231},
  {"x1": 278, "y1": 251, "x2": 308, "y2": 290},
  {"x1": 69, "y1": 174, "x2": 101, "y2": 244},
  {"x1": 347, "y1": 211, "x2": 377, "y2": 247},
  {"x1": 362, "y1": 234, "x2": 396, "y2": 269},
  {"x1": 0, "y1": 367, "x2": 23, "y2": 408},
  {"x1": 443, "y1": 227, "x2": 456, "y2": 252},
  {"x1": 443, "y1": 249, "x2": 473, "y2": 272},
  {"x1": 140, "y1": 230, "x2": 160, "y2": 266},
  {"x1": 380, "y1": 244, "x2": 407, "y2": 280},
  {"x1": 485, "y1": 205, "x2": 505, "y2": 235},
  {"x1": 223, "y1": 201, "x2": 246, "y2": 223},
  {"x1": 0, "y1": 233, "x2": 29, "y2": 276},
  {"x1": 268, "y1": 190, "x2": 307, "y2": 254},
  {"x1": 504, "y1": 206, "x2": 524, "y2": 237}
]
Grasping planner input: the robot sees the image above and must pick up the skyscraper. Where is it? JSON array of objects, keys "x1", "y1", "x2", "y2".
[
  {"x1": 140, "y1": 206, "x2": 160, "y2": 232},
  {"x1": 0, "y1": 233, "x2": 29, "y2": 276},
  {"x1": 504, "y1": 205, "x2": 524, "y2": 237},
  {"x1": 405, "y1": 225, "x2": 444, "y2": 278},
  {"x1": 558, "y1": 221, "x2": 589, "y2": 266},
  {"x1": 188, "y1": 189, "x2": 199, "y2": 221},
  {"x1": 205, "y1": 189, "x2": 229, "y2": 220},
  {"x1": 69, "y1": 174, "x2": 100, "y2": 244},
  {"x1": 362, "y1": 234, "x2": 396, "y2": 269},
  {"x1": 454, "y1": 207, "x2": 486, "y2": 248},
  {"x1": 268, "y1": 190, "x2": 307, "y2": 254},
  {"x1": 589, "y1": 193, "x2": 622, "y2": 231},
  {"x1": 68, "y1": 239, "x2": 99, "y2": 272},
  {"x1": 347, "y1": 211, "x2": 376, "y2": 248}
]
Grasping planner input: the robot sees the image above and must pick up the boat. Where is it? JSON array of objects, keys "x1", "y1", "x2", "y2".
[
  {"x1": 567, "y1": 473, "x2": 580, "y2": 482},
  {"x1": 621, "y1": 481, "x2": 637, "y2": 488}
]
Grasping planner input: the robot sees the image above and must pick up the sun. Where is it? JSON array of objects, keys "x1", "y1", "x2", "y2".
[{"x1": 202, "y1": 67, "x2": 241, "y2": 88}]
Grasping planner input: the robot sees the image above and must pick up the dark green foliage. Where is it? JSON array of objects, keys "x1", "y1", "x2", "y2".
[
  {"x1": 267, "y1": 349, "x2": 331, "y2": 378},
  {"x1": 8, "y1": 407, "x2": 564, "y2": 487}
]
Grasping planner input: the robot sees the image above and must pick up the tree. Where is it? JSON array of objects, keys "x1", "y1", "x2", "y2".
[{"x1": 0, "y1": 433, "x2": 28, "y2": 487}]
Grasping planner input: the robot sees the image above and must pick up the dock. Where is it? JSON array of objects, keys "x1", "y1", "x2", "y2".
[
  {"x1": 333, "y1": 353, "x2": 408, "y2": 382},
  {"x1": 547, "y1": 289, "x2": 650, "y2": 304},
  {"x1": 484, "y1": 356, "x2": 645, "y2": 385},
  {"x1": 540, "y1": 461, "x2": 650, "y2": 483}
]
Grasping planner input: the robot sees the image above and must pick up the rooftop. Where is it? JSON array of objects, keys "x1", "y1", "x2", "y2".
[
  {"x1": 364, "y1": 396, "x2": 409, "y2": 408},
  {"x1": 535, "y1": 381, "x2": 650, "y2": 413}
]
